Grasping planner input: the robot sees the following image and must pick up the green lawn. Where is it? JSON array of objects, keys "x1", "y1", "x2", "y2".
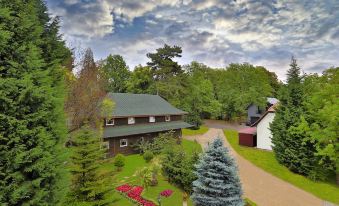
[
  {"x1": 182, "y1": 139, "x2": 203, "y2": 154},
  {"x1": 182, "y1": 125, "x2": 209, "y2": 136},
  {"x1": 224, "y1": 129, "x2": 339, "y2": 205},
  {"x1": 100, "y1": 139, "x2": 203, "y2": 206},
  {"x1": 101, "y1": 155, "x2": 182, "y2": 206}
]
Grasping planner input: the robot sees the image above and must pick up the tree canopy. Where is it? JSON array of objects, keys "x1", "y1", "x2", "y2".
[{"x1": 0, "y1": 0, "x2": 71, "y2": 204}]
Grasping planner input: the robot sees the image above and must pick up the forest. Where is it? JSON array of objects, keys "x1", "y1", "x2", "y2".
[{"x1": 0, "y1": 0, "x2": 338, "y2": 206}]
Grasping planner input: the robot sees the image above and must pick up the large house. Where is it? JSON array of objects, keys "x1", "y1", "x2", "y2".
[
  {"x1": 247, "y1": 97, "x2": 278, "y2": 125},
  {"x1": 103, "y1": 93, "x2": 192, "y2": 156}
]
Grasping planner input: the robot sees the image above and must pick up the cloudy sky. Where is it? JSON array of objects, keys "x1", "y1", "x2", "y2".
[{"x1": 46, "y1": 0, "x2": 339, "y2": 79}]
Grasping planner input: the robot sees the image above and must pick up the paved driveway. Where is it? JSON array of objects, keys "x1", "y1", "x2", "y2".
[
  {"x1": 203, "y1": 119, "x2": 247, "y2": 130},
  {"x1": 184, "y1": 128, "x2": 325, "y2": 206}
]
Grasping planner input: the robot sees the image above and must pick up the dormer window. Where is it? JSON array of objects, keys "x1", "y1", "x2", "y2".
[
  {"x1": 165, "y1": 115, "x2": 171, "y2": 122},
  {"x1": 149, "y1": 116, "x2": 155, "y2": 123},
  {"x1": 106, "y1": 118, "x2": 114, "y2": 125},
  {"x1": 128, "y1": 117, "x2": 135, "y2": 124}
]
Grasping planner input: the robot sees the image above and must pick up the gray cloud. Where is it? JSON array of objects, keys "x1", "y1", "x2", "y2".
[{"x1": 46, "y1": 0, "x2": 339, "y2": 80}]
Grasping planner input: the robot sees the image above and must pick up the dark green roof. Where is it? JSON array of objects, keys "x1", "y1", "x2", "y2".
[
  {"x1": 103, "y1": 121, "x2": 192, "y2": 138},
  {"x1": 107, "y1": 93, "x2": 187, "y2": 117}
]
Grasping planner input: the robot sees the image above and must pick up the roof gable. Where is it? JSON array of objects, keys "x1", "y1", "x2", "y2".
[
  {"x1": 251, "y1": 104, "x2": 277, "y2": 127},
  {"x1": 107, "y1": 93, "x2": 187, "y2": 117}
]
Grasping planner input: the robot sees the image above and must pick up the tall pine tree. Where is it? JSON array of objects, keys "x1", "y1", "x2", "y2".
[
  {"x1": 270, "y1": 57, "x2": 318, "y2": 176},
  {"x1": 191, "y1": 138, "x2": 244, "y2": 206},
  {"x1": 67, "y1": 126, "x2": 112, "y2": 205},
  {"x1": 0, "y1": 0, "x2": 71, "y2": 205}
]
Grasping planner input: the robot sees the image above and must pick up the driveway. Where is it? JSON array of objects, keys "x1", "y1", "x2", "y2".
[
  {"x1": 203, "y1": 119, "x2": 247, "y2": 130},
  {"x1": 184, "y1": 128, "x2": 325, "y2": 206}
]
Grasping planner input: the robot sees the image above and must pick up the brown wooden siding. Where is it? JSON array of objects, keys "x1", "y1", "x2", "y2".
[
  {"x1": 105, "y1": 115, "x2": 183, "y2": 127},
  {"x1": 114, "y1": 118, "x2": 128, "y2": 126},
  {"x1": 155, "y1": 116, "x2": 165, "y2": 122},
  {"x1": 171, "y1": 115, "x2": 182, "y2": 121},
  {"x1": 135, "y1": 117, "x2": 149, "y2": 124},
  {"x1": 105, "y1": 129, "x2": 182, "y2": 157}
]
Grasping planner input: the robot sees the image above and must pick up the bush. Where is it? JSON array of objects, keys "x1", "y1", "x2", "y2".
[
  {"x1": 114, "y1": 154, "x2": 125, "y2": 171},
  {"x1": 143, "y1": 151, "x2": 154, "y2": 163},
  {"x1": 133, "y1": 132, "x2": 177, "y2": 155}
]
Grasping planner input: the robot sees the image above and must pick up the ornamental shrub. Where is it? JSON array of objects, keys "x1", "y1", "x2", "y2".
[
  {"x1": 143, "y1": 150, "x2": 154, "y2": 162},
  {"x1": 114, "y1": 154, "x2": 125, "y2": 171}
]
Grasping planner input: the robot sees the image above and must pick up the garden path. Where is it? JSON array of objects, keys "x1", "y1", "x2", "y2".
[{"x1": 184, "y1": 128, "x2": 325, "y2": 206}]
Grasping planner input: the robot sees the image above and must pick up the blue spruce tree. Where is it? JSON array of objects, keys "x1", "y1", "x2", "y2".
[{"x1": 192, "y1": 138, "x2": 244, "y2": 206}]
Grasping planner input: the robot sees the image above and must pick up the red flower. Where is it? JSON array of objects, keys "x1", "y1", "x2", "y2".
[
  {"x1": 115, "y1": 184, "x2": 156, "y2": 206},
  {"x1": 160, "y1": 189, "x2": 173, "y2": 197},
  {"x1": 116, "y1": 184, "x2": 133, "y2": 193}
]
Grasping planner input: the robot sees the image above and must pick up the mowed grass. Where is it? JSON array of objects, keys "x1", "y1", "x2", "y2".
[
  {"x1": 182, "y1": 125, "x2": 209, "y2": 136},
  {"x1": 182, "y1": 139, "x2": 203, "y2": 154},
  {"x1": 224, "y1": 129, "x2": 339, "y2": 204},
  {"x1": 99, "y1": 139, "x2": 203, "y2": 206},
  {"x1": 100, "y1": 155, "x2": 182, "y2": 206}
]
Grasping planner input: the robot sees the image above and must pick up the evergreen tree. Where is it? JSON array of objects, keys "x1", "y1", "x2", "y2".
[
  {"x1": 0, "y1": 0, "x2": 71, "y2": 205},
  {"x1": 192, "y1": 138, "x2": 244, "y2": 206},
  {"x1": 270, "y1": 57, "x2": 318, "y2": 176},
  {"x1": 162, "y1": 145, "x2": 198, "y2": 194},
  {"x1": 67, "y1": 126, "x2": 112, "y2": 205},
  {"x1": 147, "y1": 44, "x2": 183, "y2": 80}
]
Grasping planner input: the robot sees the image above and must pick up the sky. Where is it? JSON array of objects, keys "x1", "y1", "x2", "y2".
[{"x1": 46, "y1": 0, "x2": 339, "y2": 79}]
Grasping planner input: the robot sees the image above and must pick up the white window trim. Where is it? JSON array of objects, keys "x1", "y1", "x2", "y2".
[
  {"x1": 120, "y1": 139, "x2": 128, "y2": 147},
  {"x1": 128, "y1": 117, "x2": 135, "y2": 124},
  {"x1": 149, "y1": 116, "x2": 156, "y2": 123},
  {"x1": 165, "y1": 115, "x2": 171, "y2": 122},
  {"x1": 105, "y1": 118, "x2": 114, "y2": 125}
]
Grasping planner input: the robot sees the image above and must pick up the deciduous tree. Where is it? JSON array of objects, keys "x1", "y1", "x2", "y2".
[
  {"x1": 126, "y1": 65, "x2": 156, "y2": 94},
  {"x1": 100, "y1": 54, "x2": 130, "y2": 93},
  {"x1": 65, "y1": 48, "x2": 106, "y2": 132}
]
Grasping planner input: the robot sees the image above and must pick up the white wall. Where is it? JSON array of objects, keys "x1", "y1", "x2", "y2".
[{"x1": 257, "y1": 113, "x2": 275, "y2": 150}]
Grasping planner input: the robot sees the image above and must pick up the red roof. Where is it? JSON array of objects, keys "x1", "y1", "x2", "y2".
[{"x1": 238, "y1": 127, "x2": 257, "y2": 134}]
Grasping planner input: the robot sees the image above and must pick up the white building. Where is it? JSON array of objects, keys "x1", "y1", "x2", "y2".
[{"x1": 251, "y1": 106, "x2": 276, "y2": 150}]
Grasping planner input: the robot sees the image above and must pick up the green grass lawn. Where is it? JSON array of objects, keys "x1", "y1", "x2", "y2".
[
  {"x1": 100, "y1": 139, "x2": 203, "y2": 206},
  {"x1": 182, "y1": 125, "x2": 209, "y2": 136},
  {"x1": 224, "y1": 129, "x2": 339, "y2": 204},
  {"x1": 181, "y1": 139, "x2": 203, "y2": 154},
  {"x1": 101, "y1": 155, "x2": 182, "y2": 206}
]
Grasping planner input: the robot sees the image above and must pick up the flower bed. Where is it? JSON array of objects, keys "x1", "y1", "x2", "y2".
[
  {"x1": 160, "y1": 190, "x2": 173, "y2": 198},
  {"x1": 116, "y1": 184, "x2": 156, "y2": 206}
]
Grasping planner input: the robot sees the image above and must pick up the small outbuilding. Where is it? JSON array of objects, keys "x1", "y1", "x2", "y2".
[
  {"x1": 251, "y1": 105, "x2": 276, "y2": 150},
  {"x1": 238, "y1": 127, "x2": 257, "y2": 147}
]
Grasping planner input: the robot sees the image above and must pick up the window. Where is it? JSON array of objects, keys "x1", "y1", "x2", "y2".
[
  {"x1": 105, "y1": 118, "x2": 114, "y2": 125},
  {"x1": 120, "y1": 139, "x2": 128, "y2": 147},
  {"x1": 128, "y1": 117, "x2": 135, "y2": 124},
  {"x1": 165, "y1": 115, "x2": 171, "y2": 122},
  {"x1": 149, "y1": 116, "x2": 155, "y2": 123}
]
